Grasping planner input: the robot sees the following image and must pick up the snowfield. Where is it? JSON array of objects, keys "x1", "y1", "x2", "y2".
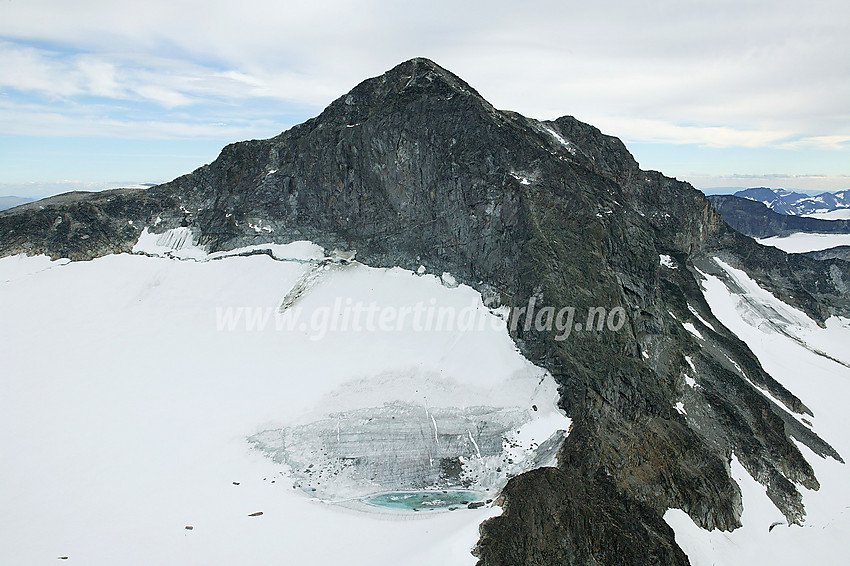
[
  {"x1": 802, "y1": 209, "x2": 850, "y2": 220},
  {"x1": 2, "y1": 233, "x2": 849, "y2": 565},
  {"x1": 0, "y1": 239, "x2": 570, "y2": 566},
  {"x1": 666, "y1": 258, "x2": 850, "y2": 565},
  {"x1": 756, "y1": 232, "x2": 850, "y2": 253}
]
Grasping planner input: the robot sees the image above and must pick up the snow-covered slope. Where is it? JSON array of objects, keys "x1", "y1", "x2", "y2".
[
  {"x1": 665, "y1": 258, "x2": 850, "y2": 565},
  {"x1": 802, "y1": 209, "x2": 850, "y2": 221},
  {"x1": 0, "y1": 244, "x2": 570, "y2": 565},
  {"x1": 756, "y1": 232, "x2": 850, "y2": 253}
]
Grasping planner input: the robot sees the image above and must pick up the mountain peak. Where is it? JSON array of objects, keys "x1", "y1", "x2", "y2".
[
  {"x1": 316, "y1": 57, "x2": 492, "y2": 125},
  {"x1": 379, "y1": 57, "x2": 483, "y2": 97},
  {"x1": 389, "y1": 56, "x2": 449, "y2": 75}
]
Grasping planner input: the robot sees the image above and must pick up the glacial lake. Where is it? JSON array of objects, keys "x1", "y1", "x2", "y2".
[{"x1": 361, "y1": 490, "x2": 484, "y2": 511}]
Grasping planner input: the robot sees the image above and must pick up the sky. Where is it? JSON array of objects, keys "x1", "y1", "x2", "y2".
[{"x1": 0, "y1": 0, "x2": 848, "y2": 199}]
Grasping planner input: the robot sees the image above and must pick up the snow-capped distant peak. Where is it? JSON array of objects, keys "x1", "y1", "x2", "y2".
[{"x1": 734, "y1": 187, "x2": 850, "y2": 216}]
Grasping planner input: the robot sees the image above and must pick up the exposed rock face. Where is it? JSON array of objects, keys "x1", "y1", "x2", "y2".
[
  {"x1": 1, "y1": 58, "x2": 847, "y2": 565},
  {"x1": 803, "y1": 245, "x2": 850, "y2": 262},
  {"x1": 0, "y1": 189, "x2": 178, "y2": 259},
  {"x1": 473, "y1": 467, "x2": 689, "y2": 566}
]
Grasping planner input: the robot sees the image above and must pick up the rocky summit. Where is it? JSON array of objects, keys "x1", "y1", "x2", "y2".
[{"x1": 2, "y1": 58, "x2": 848, "y2": 565}]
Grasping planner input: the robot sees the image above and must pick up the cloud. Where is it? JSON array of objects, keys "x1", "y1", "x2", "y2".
[
  {"x1": 588, "y1": 117, "x2": 793, "y2": 148},
  {"x1": 131, "y1": 85, "x2": 193, "y2": 109},
  {"x1": 0, "y1": 0, "x2": 846, "y2": 190},
  {"x1": 0, "y1": 98, "x2": 288, "y2": 140},
  {"x1": 0, "y1": 42, "x2": 85, "y2": 97},
  {"x1": 0, "y1": 40, "x2": 336, "y2": 109},
  {"x1": 779, "y1": 136, "x2": 850, "y2": 151}
]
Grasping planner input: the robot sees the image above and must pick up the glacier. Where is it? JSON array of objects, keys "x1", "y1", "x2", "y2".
[{"x1": 0, "y1": 239, "x2": 570, "y2": 565}]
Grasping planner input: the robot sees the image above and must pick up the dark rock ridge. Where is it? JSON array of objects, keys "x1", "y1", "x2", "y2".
[
  {"x1": 1, "y1": 58, "x2": 847, "y2": 565},
  {"x1": 803, "y1": 245, "x2": 850, "y2": 262},
  {"x1": 473, "y1": 467, "x2": 689, "y2": 565},
  {"x1": 708, "y1": 194, "x2": 850, "y2": 238}
]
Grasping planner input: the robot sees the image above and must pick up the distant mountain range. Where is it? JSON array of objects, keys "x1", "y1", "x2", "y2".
[
  {"x1": 0, "y1": 196, "x2": 35, "y2": 211},
  {"x1": 733, "y1": 187, "x2": 850, "y2": 216},
  {"x1": 707, "y1": 195, "x2": 850, "y2": 238},
  {"x1": 708, "y1": 187, "x2": 850, "y2": 243}
]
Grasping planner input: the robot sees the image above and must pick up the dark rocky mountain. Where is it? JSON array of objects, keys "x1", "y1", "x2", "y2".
[
  {"x1": 2, "y1": 58, "x2": 848, "y2": 565},
  {"x1": 803, "y1": 245, "x2": 850, "y2": 262},
  {"x1": 733, "y1": 187, "x2": 850, "y2": 215},
  {"x1": 708, "y1": 194, "x2": 850, "y2": 238}
]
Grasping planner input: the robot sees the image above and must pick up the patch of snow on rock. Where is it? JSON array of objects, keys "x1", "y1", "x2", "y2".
[{"x1": 659, "y1": 254, "x2": 677, "y2": 269}]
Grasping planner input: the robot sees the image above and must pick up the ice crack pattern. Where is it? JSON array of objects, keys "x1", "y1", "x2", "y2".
[{"x1": 249, "y1": 400, "x2": 566, "y2": 512}]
